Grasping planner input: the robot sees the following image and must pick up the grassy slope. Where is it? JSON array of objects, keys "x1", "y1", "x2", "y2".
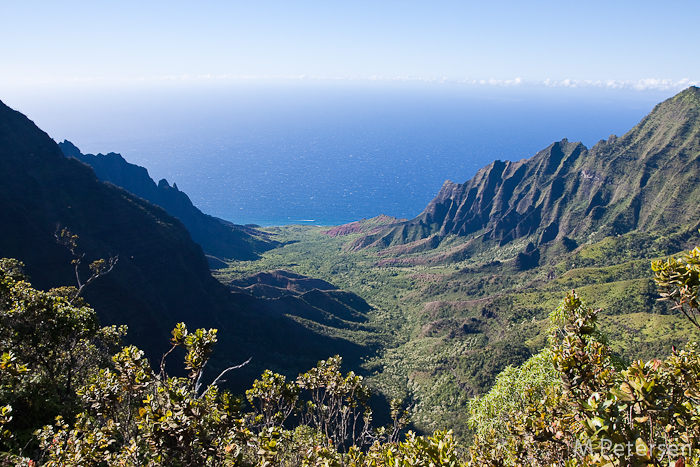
[{"x1": 212, "y1": 223, "x2": 700, "y2": 438}]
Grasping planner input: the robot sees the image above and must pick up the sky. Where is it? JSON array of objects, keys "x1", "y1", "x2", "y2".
[{"x1": 1, "y1": 0, "x2": 699, "y2": 94}]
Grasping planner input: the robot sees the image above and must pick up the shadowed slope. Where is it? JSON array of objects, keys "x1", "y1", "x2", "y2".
[
  {"x1": 0, "y1": 100, "x2": 378, "y2": 389},
  {"x1": 59, "y1": 141, "x2": 279, "y2": 261},
  {"x1": 0, "y1": 100, "x2": 227, "y2": 352}
]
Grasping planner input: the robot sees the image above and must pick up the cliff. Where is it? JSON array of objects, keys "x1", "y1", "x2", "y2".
[
  {"x1": 354, "y1": 87, "x2": 700, "y2": 253},
  {"x1": 0, "y1": 100, "x2": 377, "y2": 388},
  {"x1": 59, "y1": 141, "x2": 278, "y2": 261},
  {"x1": 0, "y1": 100, "x2": 227, "y2": 352}
]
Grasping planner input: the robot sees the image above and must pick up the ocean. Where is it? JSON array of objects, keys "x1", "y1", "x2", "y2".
[{"x1": 8, "y1": 82, "x2": 677, "y2": 226}]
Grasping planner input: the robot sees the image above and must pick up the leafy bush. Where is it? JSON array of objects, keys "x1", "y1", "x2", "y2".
[
  {"x1": 0, "y1": 258, "x2": 122, "y2": 459},
  {"x1": 5, "y1": 238, "x2": 700, "y2": 466},
  {"x1": 468, "y1": 290, "x2": 700, "y2": 466}
]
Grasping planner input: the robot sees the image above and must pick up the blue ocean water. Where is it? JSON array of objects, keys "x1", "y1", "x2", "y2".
[{"x1": 15, "y1": 83, "x2": 675, "y2": 226}]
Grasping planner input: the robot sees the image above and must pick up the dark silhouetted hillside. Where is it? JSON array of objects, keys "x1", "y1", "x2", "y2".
[
  {"x1": 59, "y1": 141, "x2": 278, "y2": 261},
  {"x1": 0, "y1": 100, "x2": 379, "y2": 390}
]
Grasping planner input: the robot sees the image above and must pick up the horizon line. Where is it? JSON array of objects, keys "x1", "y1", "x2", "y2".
[{"x1": 2, "y1": 75, "x2": 698, "y2": 92}]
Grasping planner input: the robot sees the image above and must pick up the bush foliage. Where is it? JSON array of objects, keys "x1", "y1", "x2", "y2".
[{"x1": 2, "y1": 241, "x2": 700, "y2": 465}]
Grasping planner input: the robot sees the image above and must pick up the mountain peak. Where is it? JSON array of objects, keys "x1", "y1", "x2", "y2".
[
  {"x1": 59, "y1": 143, "x2": 278, "y2": 260},
  {"x1": 59, "y1": 140, "x2": 82, "y2": 158},
  {"x1": 641, "y1": 85, "x2": 700, "y2": 125},
  {"x1": 674, "y1": 85, "x2": 700, "y2": 101},
  {"x1": 612, "y1": 86, "x2": 700, "y2": 161},
  {"x1": 351, "y1": 87, "x2": 700, "y2": 255}
]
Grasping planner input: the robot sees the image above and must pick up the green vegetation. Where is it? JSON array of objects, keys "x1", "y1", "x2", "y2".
[
  {"x1": 3, "y1": 85, "x2": 700, "y2": 465},
  {"x1": 468, "y1": 291, "x2": 700, "y2": 466},
  {"x1": 3, "y1": 239, "x2": 700, "y2": 465},
  {"x1": 0, "y1": 258, "x2": 124, "y2": 459},
  {"x1": 211, "y1": 223, "x2": 700, "y2": 439},
  {"x1": 0, "y1": 257, "x2": 461, "y2": 465}
]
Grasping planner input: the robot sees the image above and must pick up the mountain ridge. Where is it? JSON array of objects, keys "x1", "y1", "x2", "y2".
[
  {"x1": 349, "y1": 86, "x2": 700, "y2": 257},
  {"x1": 59, "y1": 141, "x2": 278, "y2": 261},
  {"x1": 0, "y1": 99, "x2": 227, "y2": 352}
]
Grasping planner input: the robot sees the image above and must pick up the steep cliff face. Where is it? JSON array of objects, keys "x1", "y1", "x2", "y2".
[
  {"x1": 356, "y1": 86, "x2": 700, "y2": 252},
  {"x1": 59, "y1": 141, "x2": 278, "y2": 261},
  {"x1": 576, "y1": 86, "x2": 700, "y2": 236},
  {"x1": 419, "y1": 138, "x2": 587, "y2": 243},
  {"x1": 0, "y1": 100, "x2": 228, "y2": 352}
]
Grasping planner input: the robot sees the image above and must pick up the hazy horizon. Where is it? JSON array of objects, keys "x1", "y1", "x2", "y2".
[{"x1": 3, "y1": 2, "x2": 699, "y2": 86}]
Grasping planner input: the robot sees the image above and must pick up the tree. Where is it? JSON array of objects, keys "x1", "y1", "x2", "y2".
[
  {"x1": 54, "y1": 227, "x2": 118, "y2": 304},
  {"x1": 652, "y1": 245, "x2": 700, "y2": 330},
  {"x1": 38, "y1": 322, "x2": 254, "y2": 467},
  {"x1": 0, "y1": 258, "x2": 123, "y2": 458}
]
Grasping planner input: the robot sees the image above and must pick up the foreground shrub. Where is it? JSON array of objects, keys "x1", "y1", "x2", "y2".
[{"x1": 468, "y1": 290, "x2": 700, "y2": 466}]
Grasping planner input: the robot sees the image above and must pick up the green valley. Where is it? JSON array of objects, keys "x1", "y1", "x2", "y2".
[{"x1": 211, "y1": 218, "x2": 700, "y2": 439}]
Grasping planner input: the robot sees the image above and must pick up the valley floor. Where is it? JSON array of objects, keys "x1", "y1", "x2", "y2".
[{"x1": 211, "y1": 223, "x2": 700, "y2": 437}]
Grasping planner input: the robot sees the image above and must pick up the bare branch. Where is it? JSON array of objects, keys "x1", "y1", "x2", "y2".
[
  {"x1": 159, "y1": 344, "x2": 178, "y2": 379},
  {"x1": 198, "y1": 357, "x2": 251, "y2": 399},
  {"x1": 55, "y1": 225, "x2": 118, "y2": 304}
]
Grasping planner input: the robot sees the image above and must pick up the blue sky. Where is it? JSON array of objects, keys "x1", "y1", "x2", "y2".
[{"x1": 1, "y1": 0, "x2": 698, "y2": 92}]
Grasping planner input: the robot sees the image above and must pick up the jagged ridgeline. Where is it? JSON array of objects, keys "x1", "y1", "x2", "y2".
[
  {"x1": 0, "y1": 99, "x2": 383, "y2": 390},
  {"x1": 58, "y1": 141, "x2": 278, "y2": 262},
  {"x1": 351, "y1": 86, "x2": 700, "y2": 260},
  {"x1": 0, "y1": 100, "x2": 224, "y2": 350}
]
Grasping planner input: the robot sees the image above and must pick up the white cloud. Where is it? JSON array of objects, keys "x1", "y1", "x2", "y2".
[
  {"x1": 2, "y1": 74, "x2": 697, "y2": 92},
  {"x1": 172, "y1": 75, "x2": 697, "y2": 91},
  {"x1": 540, "y1": 78, "x2": 699, "y2": 91}
]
